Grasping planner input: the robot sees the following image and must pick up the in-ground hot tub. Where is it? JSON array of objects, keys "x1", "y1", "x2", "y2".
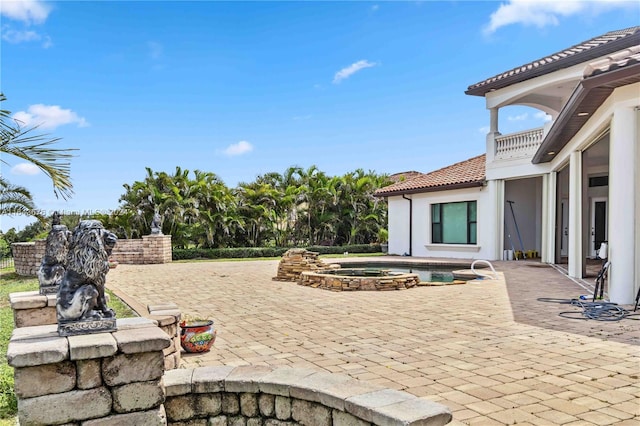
[{"x1": 299, "y1": 268, "x2": 420, "y2": 291}]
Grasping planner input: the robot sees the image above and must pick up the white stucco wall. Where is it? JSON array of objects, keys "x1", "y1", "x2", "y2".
[
  {"x1": 387, "y1": 196, "x2": 410, "y2": 256},
  {"x1": 387, "y1": 186, "x2": 496, "y2": 260}
]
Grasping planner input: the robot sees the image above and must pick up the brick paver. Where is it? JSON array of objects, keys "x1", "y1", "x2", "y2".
[{"x1": 107, "y1": 257, "x2": 640, "y2": 425}]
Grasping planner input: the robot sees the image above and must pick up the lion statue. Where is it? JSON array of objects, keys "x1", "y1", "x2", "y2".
[
  {"x1": 38, "y1": 219, "x2": 72, "y2": 294},
  {"x1": 57, "y1": 220, "x2": 118, "y2": 323}
]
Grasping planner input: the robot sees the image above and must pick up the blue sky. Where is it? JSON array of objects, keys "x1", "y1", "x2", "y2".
[{"x1": 1, "y1": 0, "x2": 639, "y2": 231}]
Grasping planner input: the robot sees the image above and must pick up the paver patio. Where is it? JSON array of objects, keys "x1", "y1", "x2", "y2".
[{"x1": 106, "y1": 257, "x2": 640, "y2": 425}]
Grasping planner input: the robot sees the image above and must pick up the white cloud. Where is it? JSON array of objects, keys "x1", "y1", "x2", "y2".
[
  {"x1": 13, "y1": 104, "x2": 89, "y2": 130},
  {"x1": 508, "y1": 113, "x2": 529, "y2": 121},
  {"x1": 478, "y1": 126, "x2": 490, "y2": 134},
  {"x1": 535, "y1": 111, "x2": 552, "y2": 122},
  {"x1": 1, "y1": 26, "x2": 52, "y2": 47},
  {"x1": 11, "y1": 163, "x2": 40, "y2": 176},
  {"x1": 483, "y1": 0, "x2": 632, "y2": 34},
  {"x1": 223, "y1": 141, "x2": 253, "y2": 156},
  {"x1": 0, "y1": 0, "x2": 52, "y2": 25},
  {"x1": 1, "y1": 27, "x2": 39, "y2": 43},
  {"x1": 333, "y1": 60, "x2": 377, "y2": 84},
  {"x1": 371, "y1": 4, "x2": 379, "y2": 12}
]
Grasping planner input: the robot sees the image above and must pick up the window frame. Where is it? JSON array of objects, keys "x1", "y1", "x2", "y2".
[{"x1": 431, "y1": 201, "x2": 477, "y2": 245}]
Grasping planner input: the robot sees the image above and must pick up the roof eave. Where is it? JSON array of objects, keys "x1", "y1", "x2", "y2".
[
  {"x1": 533, "y1": 61, "x2": 640, "y2": 164},
  {"x1": 374, "y1": 180, "x2": 485, "y2": 198},
  {"x1": 466, "y1": 32, "x2": 640, "y2": 97}
]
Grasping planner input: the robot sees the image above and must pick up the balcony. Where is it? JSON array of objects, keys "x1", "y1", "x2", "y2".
[{"x1": 494, "y1": 127, "x2": 544, "y2": 160}]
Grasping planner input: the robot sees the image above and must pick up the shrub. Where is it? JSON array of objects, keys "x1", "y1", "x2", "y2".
[{"x1": 172, "y1": 244, "x2": 382, "y2": 260}]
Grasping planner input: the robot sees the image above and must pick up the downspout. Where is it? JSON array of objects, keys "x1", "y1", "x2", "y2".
[{"x1": 402, "y1": 195, "x2": 413, "y2": 256}]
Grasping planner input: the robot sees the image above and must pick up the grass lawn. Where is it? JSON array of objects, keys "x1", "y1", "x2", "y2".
[{"x1": 0, "y1": 269, "x2": 137, "y2": 422}]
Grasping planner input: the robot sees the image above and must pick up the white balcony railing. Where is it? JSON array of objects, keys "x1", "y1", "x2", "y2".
[{"x1": 494, "y1": 127, "x2": 544, "y2": 160}]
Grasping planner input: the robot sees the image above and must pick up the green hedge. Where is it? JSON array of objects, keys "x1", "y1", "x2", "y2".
[{"x1": 172, "y1": 244, "x2": 381, "y2": 260}]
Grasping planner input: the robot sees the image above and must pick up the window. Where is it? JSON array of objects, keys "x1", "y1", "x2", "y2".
[
  {"x1": 589, "y1": 176, "x2": 608, "y2": 187},
  {"x1": 431, "y1": 201, "x2": 477, "y2": 244}
]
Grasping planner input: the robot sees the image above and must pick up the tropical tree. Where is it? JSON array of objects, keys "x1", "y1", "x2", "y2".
[
  {"x1": 0, "y1": 176, "x2": 44, "y2": 221},
  {"x1": 106, "y1": 164, "x2": 391, "y2": 249},
  {"x1": 236, "y1": 182, "x2": 279, "y2": 247},
  {"x1": 1, "y1": 93, "x2": 77, "y2": 201}
]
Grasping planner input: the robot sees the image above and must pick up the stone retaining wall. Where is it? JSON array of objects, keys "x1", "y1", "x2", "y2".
[
  {"x1": 9, "y1": 293, "x2": 182, "y2": 370},
  {"x1": 164, "y1": 365, "x2": 452, "y2": 426},
  {"x1": 299, "y1": 270, "x2": 420, "y2": 291},
  {"x1": 11, "y1": 240, "x2": 46, "y2": 276},
  {"x1": 7, "y1": 330, "x2": 452, "y2": 425},
  {"x1": 110, "y1": 235, "x2": 172, "y2": 264},
  {"x1": 11, "y1": 235, "x2": 172, "y2": 276}
]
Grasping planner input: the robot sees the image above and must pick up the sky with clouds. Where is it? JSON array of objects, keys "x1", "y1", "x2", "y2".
[{"x1": 1, "y1": 0, "x2": 639, "y2": 231}]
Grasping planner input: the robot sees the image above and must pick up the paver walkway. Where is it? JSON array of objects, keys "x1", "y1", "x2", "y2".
[{"x1": 107, "y1": 258, "x2": 640, "y2": 425}]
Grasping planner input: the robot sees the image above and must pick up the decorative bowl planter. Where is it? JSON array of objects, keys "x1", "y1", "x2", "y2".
[{"x1": 180, "y1": 320, "x2": 216, "y2": 353}]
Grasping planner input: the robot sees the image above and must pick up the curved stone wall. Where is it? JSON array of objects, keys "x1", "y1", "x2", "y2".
[
  {"x1": 299, "y1": 270, "x2": 420, "y2": 291},
  {"x1": 8, "y1": 325, "x2": 451, "y2": 425},
  {"x1": 10, "y1": 236, "x2": 173, "y2": 274},
  {"x1": 11, "y1": 241, "x2": 46, "y2": 276},
  {"x1": 164, "y1": 365, "x2": 452, "y2": 425}
]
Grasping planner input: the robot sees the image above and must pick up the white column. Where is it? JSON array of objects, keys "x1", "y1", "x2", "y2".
[
  {"x1": 608, "y1": 106, "x2": 637, "y2": 304},
  {"x1": 636, "y1": 108, "x2": 640, "y2": 303},
  {"x1": 541, "y1": 173, "x2": 556, "y2": 263},
  {"x1": 484, "y1": 179, "x2": 504, "y2": 260},
  {"x1": 568, "y1": 151, "x2": 582, "y2": 278},
  {"x1": 486, "y1": 108, "x2": 500, "y2": 163},
  {"x1": 490, "y1": 108, "x2": 499, "y2": 133},
  {"x1": 495, "y1": 179, "x2": 505, "y2": 260}
]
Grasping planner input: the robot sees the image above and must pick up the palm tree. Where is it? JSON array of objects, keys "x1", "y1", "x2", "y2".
[
  {"x1": 1, "y1": 93, "x2": 77, "y2": 200},
  {"x1": 0, "y1": 176, "x2": 44, "y2": 221}
]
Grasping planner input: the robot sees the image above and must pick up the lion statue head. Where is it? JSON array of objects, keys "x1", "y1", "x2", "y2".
[
  {"x1": 38, "y1": 224, "x2": 72, "y2": 292},
  {"x1": 66, "y1": 220, "x2": 117, "y2": 285},
  {"x1": 57, "y1": 220, "x2": 118, "y2": 323}
]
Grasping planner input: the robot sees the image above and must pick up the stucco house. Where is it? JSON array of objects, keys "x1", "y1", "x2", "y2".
[{"x1": 375, "y1": 26, "x2": 639, "y2": 305}]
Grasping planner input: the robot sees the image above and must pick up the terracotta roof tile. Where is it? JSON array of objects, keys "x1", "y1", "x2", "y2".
[
  {"x1": 584, "y1": 45, "x2": 640, "y2": 77},
  {"x1": 388, "y1": 171, "x2": 423, "y2": 183},
  {"x1": 466, "y1": 26, "x2": 640, "y2": 96},
  {"x1": 375, "y1": 154, "x2": 485, "y2": 196}
]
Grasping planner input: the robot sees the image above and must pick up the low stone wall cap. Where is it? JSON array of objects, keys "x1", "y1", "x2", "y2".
[
  {"x1": 112, "y1": 326, "x2": 171, "y2": 354},
  {"x1": 115, "y1": 317, "x2": 158, "y2": 329},
  {"x1": 148, "y1": 302, "x2": 179, "y2": 312},
  {"x1": 225, "y1": 365, "x2": 274, "y2": 393},
  {"x1": 9, "y1": 291, "x2": 48, "y2": 309},
  {"x1": 11, "y1": 324, "x2": 58, "y2": 342},
  {"x1": 7, "y1": 336, "x2": 69, "y2": 367},
  {"x1": 164, "y1": 368, "x2": 195, "y2": 396},
  {"x1": 68, "y1": 333, "x2": 118, "y2": 360}
]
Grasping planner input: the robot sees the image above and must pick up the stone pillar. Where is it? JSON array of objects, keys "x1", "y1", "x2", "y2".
[
  {"x1": 568, "y1": 151, "x2": 583, "y2": 278},
  {"x1": 142, "y1": 235, "x2": 172, "y2": 264},
  {"x1": 148, "y1": 303, "x2": 182, "y2": 370},
  {"x1": 608, "y1": 106, "x2": 637, "y2": 303},
  {"x1": 7, "y1": 318, "x2": 170, "y2": 425}
]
